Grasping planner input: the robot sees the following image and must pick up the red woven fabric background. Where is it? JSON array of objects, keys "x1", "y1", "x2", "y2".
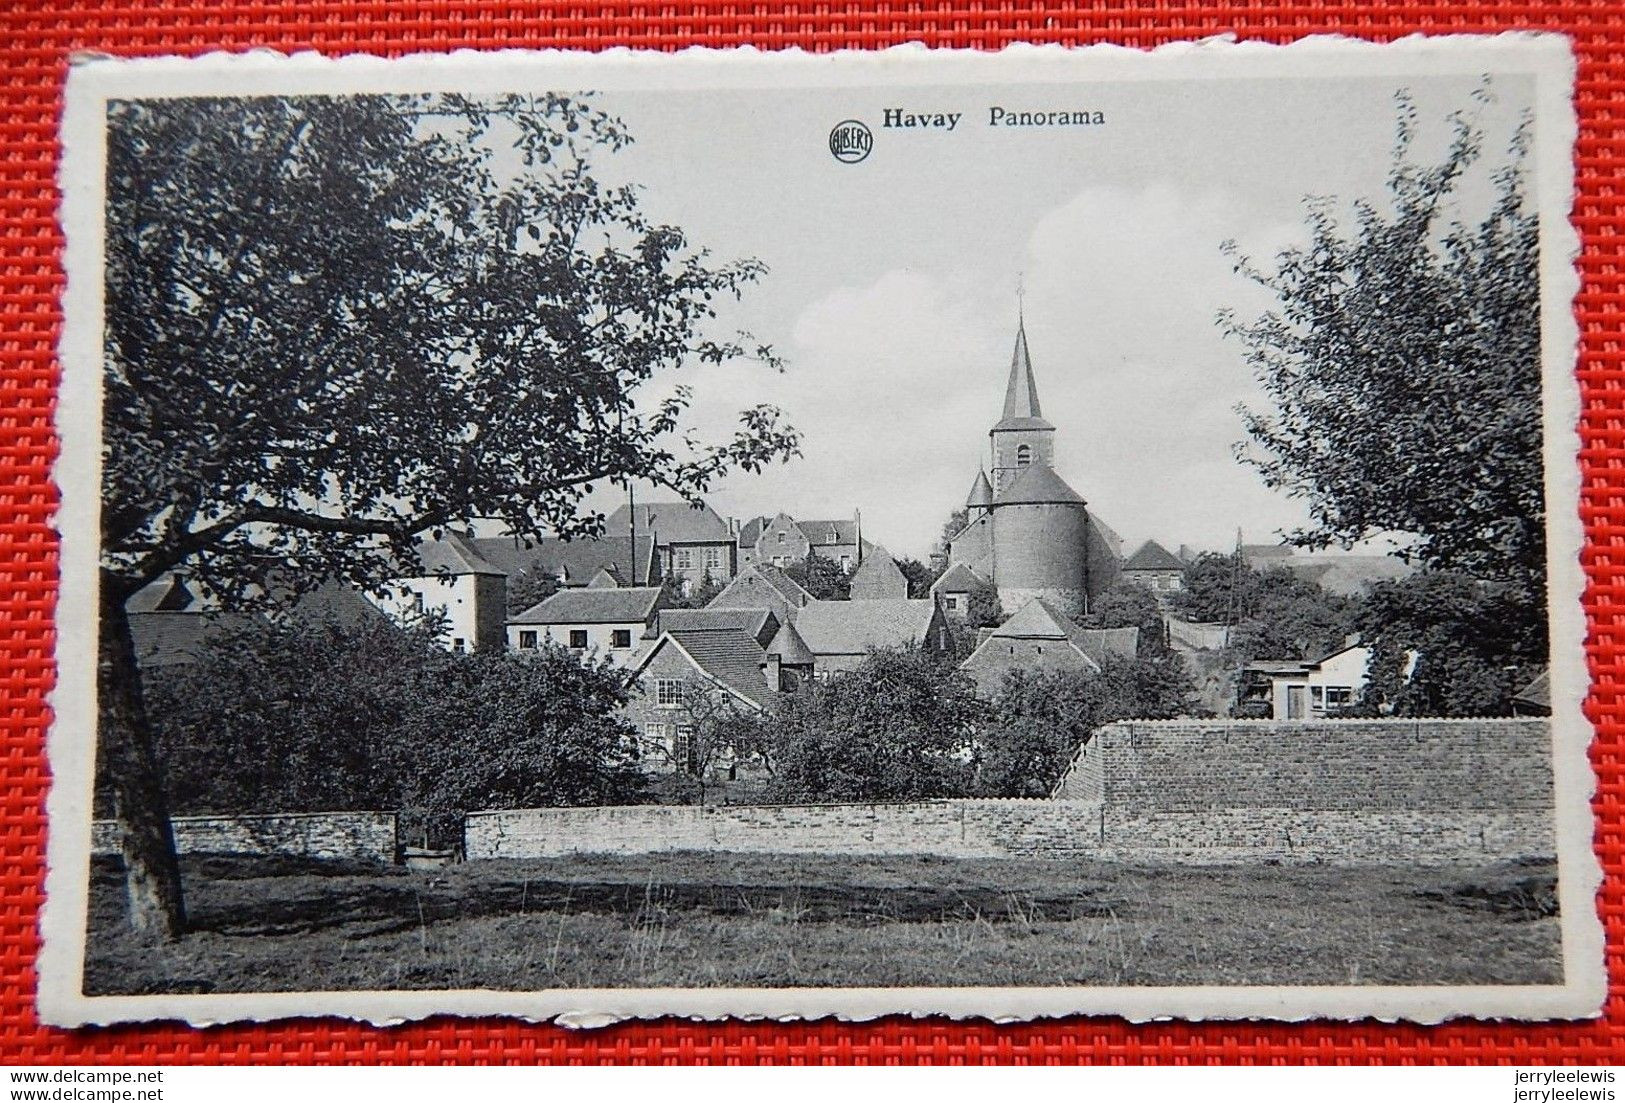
[{"x1": 1, "y1": 0, "x2": 1620, "y2": 1066}]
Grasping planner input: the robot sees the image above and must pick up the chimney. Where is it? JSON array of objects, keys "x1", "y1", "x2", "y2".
[
  {"x1": 854, "y1": 507, "x2": 863, "y2": 565},
  {"x1": 764, "y1": 653, "x2": 782, "y2": 690}
]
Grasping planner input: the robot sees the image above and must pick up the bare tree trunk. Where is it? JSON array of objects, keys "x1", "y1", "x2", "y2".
[{"x1": 97, "y1": 574, "x2": 186, "y2": 938}]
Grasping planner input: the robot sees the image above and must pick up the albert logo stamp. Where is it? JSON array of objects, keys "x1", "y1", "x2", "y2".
[{"x1": 828, "y1": 119, "x2": 872, "y2": 163}]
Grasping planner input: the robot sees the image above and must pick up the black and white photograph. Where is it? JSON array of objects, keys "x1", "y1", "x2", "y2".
[{"x1": 43, "y1": 38, "x2": 1600, "y2": 1026}]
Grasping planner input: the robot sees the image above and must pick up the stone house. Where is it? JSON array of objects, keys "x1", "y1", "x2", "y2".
[
  {"x1": 622, "y1": 624, "x2": 781, "y2": 775},
  {"x1": 848, "y1": 546, "x2": 908, "y2": 600},
  {"x1": 707, "y1": 563, "x2": 813, "y2": 622},
  {"x1": 959, "y1": 597, "x2": 1138, "y2": 696},
  {"x1": 1120, "y1": 539, "x2": 1186, "y2": 597},
  {"x1": 930, "y1": 562, "x2": 992, "y2": 621},
  {"x1": 506, "y1": 585, "x2": 664, "y2": 665},
  {"x1": 370, "y1": 531, "x2": 508, "y2": 652},
  {"x1": 737, "y1": 511, "x2": 870, "y2": 573},
  {"x1": 605, "y1": 500, "x2": 736, "y2": 591}
]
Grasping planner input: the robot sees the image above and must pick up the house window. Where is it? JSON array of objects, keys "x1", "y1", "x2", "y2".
[
  {"x1": 674, "y1": 724, "x2": 696, "y2": 773},
  {"x1": 944, "y1": 595, "x2": 960, "y2": 611},
  {"x1": 772, "y1": 556, "x2": 786, "y2": 567},
  {"x1": 839, "y1": 555, "x2": 851, "y2": 572},
  {"x1": 777, "y1": 531, "x2": 786, "y2": 544},
  {"x1": 612, "y1": 628, "x2": 632, "y2": 649},
  {"x1": 675, "y1": 548, "x2": 694, "y2": 570},
  {"x1": 1016, "y1": 444, "x2": 1032, "y2": 468},
  {"x1": 452, "y1": 638, "x2": 465, "y2": 653},
  {"x1": 704, "y1": 546, "x2": 723, "y2": 570},
  {"x1": 519, "y1": 630, "x2": 538, "y2": 649},
  {"x1": 656, "y1": 679, "x2": 684, "y2": 707},
  {"x1": 1311, "y1": 686, "x2": 1324, "y2": 706},
  {"x1": 569, "y1": 629, "x2": 588, "y2": 649},
  {"x1": 1325, "y1": 686, "x2": 1355, "y2": 708}
]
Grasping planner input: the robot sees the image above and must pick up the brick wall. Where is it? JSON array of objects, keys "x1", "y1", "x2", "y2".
[
  {"x1": 466, "y1": 719, "x2": 1556, "y2": 866},
  {"x1": 92, "y1": 811, "x2": 398, "y2": 864}
]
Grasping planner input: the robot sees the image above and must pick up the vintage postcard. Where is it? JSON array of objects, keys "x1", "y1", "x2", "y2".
[{"x1": 42, "y1": 35, "x2": 1600, "y2": 1027}]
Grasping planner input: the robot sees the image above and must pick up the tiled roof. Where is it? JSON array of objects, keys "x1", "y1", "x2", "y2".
[
  {"x1": 1514, "y1": 668, "x2": 1551, "y2": 712},
  {"x1": 792, "y1": 598, "x2": 937, "y2": 656},
  {"x1": 965, "y1": 469, "x2": 993, "y2": 509},
  {"x1": 510, "y1": 586, "x2": 662, "y2": 626},
  {"x1": 659, "y1": 607, "x2": 778, "y2": 647},
  {"x1": 984, "y1": 598, "x2": 1138, "y2": 666},
  {"x1": 414, "y1": 531, "x2": 506, "y2": 577},
  {"x1": 660, "y1": 630, "x2": 774, "y2": 708},
  {"x1": 993, "y1": 320, "x2": 1054, "y2": 431},
  {"x1": 932, "y1": 563, "x2": 989, "y2": 593},
  {"x1": 709, "y1": 563, "x2": 813, "y2": 610},
  {"x1": 992, "y1": 463, "x2": 1085, "y2": 506},
  {"x1": 766, "y1": 620, "x2": 815, "y2": 665},
  {"x1": 606, "y1": 500, "x2": 732, "y2": 545},
  {"x1": 1090, "y1": 514, "x2": 1124, "y2": 558},
  {"x1": 849, "y1": 547, "x2": 909, "y2": 600},
  {"x1": 128, "y1": 611, "x2": 257, "y2": 669},
  {"x1": 798, "y1": 518, "x2": 859, "y2": 546},
  {"x1": 470, "y1": 534, "x2": 657, "y2": 587},
  {"x1": 286, "y1": 581, "x2": 390, "y2": 629},
  {"x1": 1123, "y1": 539, "x2": 1186, "y2": 572},
  {"x1": 1070, "y1": 626, "x2": 1140, "y2": 666},
  {"x1": 737, "y1": 516, "x2": 766, "y2": 545},
  {"x1": 128, "y1": 574, "x2": 198, "y2": 613}
]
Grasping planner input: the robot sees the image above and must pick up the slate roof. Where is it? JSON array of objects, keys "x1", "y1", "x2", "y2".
[
  {"x1": 849, "y1": 546, "x2": 908, "y2": 600},
  {"x1": 965, "y1": 470, "x2": 993, "y2": 509},
  {"x1": 128, "y1": 611, "x2": 257, "y2": 669},
  {"x1": 658, "y1": 607, "x2": 779, "y2": 648},
  {"x1": 993, "y1": 320, "x2": 1055, "y2": 432},
  {"x1": 983, "y1": 598, "x2": 1139, "y2": 666},
  {"x1": 510, "y1": 586, "x2": 663, "y2": 626},
  {"x1": 606, "y1": 500, "x2": 732, "y2": 545},
  {"x1": 286, "y1": 581, "x2": 391, "y2": 629},
  {"x1": 1514, "y1": 668, "x2": 1551, "y2": 713},
  {"x1": 709, "y1": 563, "x2": 813, "y2": 612},
  {"x1": 470, "y1": 534, "x2": 657, "y2": 587},
  {"x1": 414, "y1": 531, "x2": 506, "y2": 577},
  {"x1": 798, "y1": 518, "x2": 860, "y2": 547},
  {"x1": 128, "y1": 574, "x2": 198, "y2": 613},
  {"x1": 791, "y1": 598, "x2": 938, "y2": 656},
  {"x1": 652, "y1": 630, "x2": 774, "y2": 708},
  {"x1": 932, "y1": 563, "x2": 990, "y2": 594},
  {"x1": 737, "y1": 516, "x2": 766, "y2": 546},
  {"x1": 766, "y1": 620, "x2": 815, "y2": 665},
  {"x1": 1123, "y1": 539, "x2": 1186, "y2": 573},
  {"x1": 992, "y1": 462, "x2": 1086, "y2": 506}
]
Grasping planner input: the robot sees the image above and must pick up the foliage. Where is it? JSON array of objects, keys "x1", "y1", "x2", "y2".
[
  {"x1": 896, "y1": 556, "x2": 943, "y2": 600},
  {"x1": 1082, "y1": 581, "x2": 1168, "y2": 654},
  {"x1": 105, "y1": 94, "x2": 800, "y2": 602},
  {"x1": 976, "y1": 654, "x2": 1197, "y2": 798},
  {"x1": 784, "y1": 551, "x2": 851, "y2": 601},
  {"x1": 1357, "y1": 570, "x2": 1544, "y2": 716},
  {"x1": 764, "y1": 648, "x2": 983, "y2": 802},
  {"x1": 1225, "y1": 88, "x2": 1543, "y2": 612},
  {"x1": 661, "y1": 571, "x2": 725, "y2": 610},
  {"x1": 505, "y1": 569, "x2": 562, "y2": 616},
  {"x1": 936, "y1": 508, "x2": 970, "y2": 558},
  {"x1": 131, "y1": 613, "x2": 645, "y2": 845},
  {"x1": 1170, "y1": 553, "x2": 1358, "y2": 662}
]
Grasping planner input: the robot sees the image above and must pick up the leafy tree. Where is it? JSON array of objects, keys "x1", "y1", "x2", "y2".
[
  {"x1": 130, "y1": 614, "x2": 645, "y2": 848},
  {"x1": 1082, "y1": 581, "x2": 1168, "y2": 655},
  {"x1": 100, "y1": 93, "x2": 798, "y2": 934},
  {"x1": 1169, "y1": 551, "x2": 1258, "y2": 624},
  {"x1": 660, "y1": 570, "x2": 725, "y2": 610},
  {"x1": 977, "y1": 654, "x2": 1197, "y2": 797},
  {"x1": 936, "y1": 508, "x2": 970, "y2": 559},
  {"x1": 1357, "y1": 570, "x2": 1542, "y2": 716},
  {"x1": 896, "y1": 556, "x2": 942, "y2": 599},
  {"x1": 643, "y1": 680, "x2": 770, "y2": 805},
  {"x1": 784, "y1": 551, "x2": 851, "y2": 601},
  {"x1": 1225, "y1": 88, "x2": 1542, "y2": 615},
  {"x1": 764, "y1": 648, "x2": 983, "y2": 802},
  {"x1": 506, "y1": 568, "x2": 562, "y2": 616},
  {"x1": 1228, "y1": 569, "x2": 1360, "y2": 662}
]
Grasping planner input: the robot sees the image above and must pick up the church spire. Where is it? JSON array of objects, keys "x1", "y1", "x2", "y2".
[{"x1": 1001, "y1": 317, "x2": 1043, "y2": 421}]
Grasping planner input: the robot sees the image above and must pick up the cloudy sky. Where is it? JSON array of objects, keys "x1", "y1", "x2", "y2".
[{"x1": 563, "y1": 71, "x2": 1534, "y2": 561}]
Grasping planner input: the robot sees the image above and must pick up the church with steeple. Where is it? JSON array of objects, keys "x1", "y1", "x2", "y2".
[{"x1": 943, "y1": 318, "x2": 1124, "y2": 618}]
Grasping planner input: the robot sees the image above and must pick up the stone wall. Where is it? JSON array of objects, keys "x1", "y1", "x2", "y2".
[
  {"x1": 466, "y1": 799, "x2": 1098, "y2": 861},
  {"x1": 92, "y1": 811, "x2": 397, "y2": 864},
  {"x1": 467, "y1": 719, "x2": 1555, "y2": 866}
]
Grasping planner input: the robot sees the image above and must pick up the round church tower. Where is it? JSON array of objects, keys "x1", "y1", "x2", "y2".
[{"x1": 991, "y1": 463, "x2": 1089, "y2": 618}]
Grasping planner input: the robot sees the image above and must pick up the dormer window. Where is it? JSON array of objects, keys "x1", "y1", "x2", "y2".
[
  {"x1": 1016, "y1": 444, "x2": 1033, "y2": 468},
  {"x1": 827, "y1": 528, "x2": 838, "y2": 543}
]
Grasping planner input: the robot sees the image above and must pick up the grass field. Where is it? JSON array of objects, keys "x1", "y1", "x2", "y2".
[{"x1": 83, "y1": 852, "x2": 1562, "y2": 994}]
